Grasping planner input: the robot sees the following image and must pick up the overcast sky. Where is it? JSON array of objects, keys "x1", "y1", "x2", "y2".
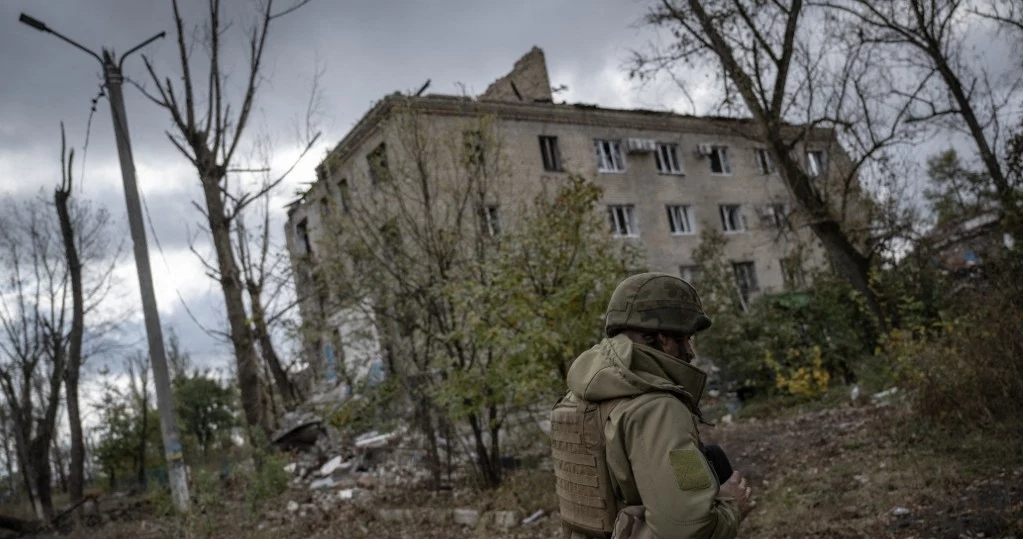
[
  {"x1": 0, "y1": 0, "x2": 690, "y2": 383},
  {"x1": 0, "y1": 0, "x2": 1017, "y2": 395}
]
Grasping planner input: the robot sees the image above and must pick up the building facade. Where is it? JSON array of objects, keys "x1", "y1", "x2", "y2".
[{"x1": 285, "y1": 47, "x2": 858, "y2": 382}]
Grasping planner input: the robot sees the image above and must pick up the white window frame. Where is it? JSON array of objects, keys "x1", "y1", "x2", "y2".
[
  {"x1": 595, "y1": 139, "x2": 626, "y2": 173},
  {"x1": 720, "y1": 204, "x2": 745, "y2": 233},
  {"x1": 482, "y1": 205, "x2": 500, "y2": 237},
  {"x1": 608, "y1": 205, "x2": 639, "y2": 237},
  {"x1": 680, "y1": 265, "x2": 702, "y2": 285},
  {"x1": 732, "y1": 261, "x2": 759, "y2": 307},
  {"x1": 755, "y1": 149, "x2": 775, "y2": 175},
  {"x1": 806, "y1": 150, "x2": 827, "y2": 178},
  {"x1": 655, "y1": 143, "x2": 684, "y2": 175},
  {"x1": 761, "y1": 203, "x2": 789, "y2": 228},
  {"x1": 709, "y1": 146, "x2": 732, "y2": 175},
  {"x1": 666, "y1": 205, "x2": 695, "y2": 235},
  {"x1": 539, "y1": 135, "x2": 562, "y2": 172}
]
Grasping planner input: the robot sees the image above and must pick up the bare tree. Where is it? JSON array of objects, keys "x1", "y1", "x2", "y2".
[
  {"x1": 632, "y1": 0, "x2": 931, "y2": 331},
  {"x1": 137, "y1": 0, "x2": 313, "y2": 434},
  {"x1": 125, "y1": 351, "x2": 152, "y2": 490},
  {"x1": 0, "y1": 189, "x2": 118, "y2": 522},
  {"x1": 819, "y1": 0, "x2": 1023, "y2": 227},
  {"x1": 53, "y1": 124, "x2": 85, "y2": 520}
]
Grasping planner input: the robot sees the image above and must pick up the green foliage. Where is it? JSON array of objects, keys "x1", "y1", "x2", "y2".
[
  {"x1": 242, "y1": 452, "x2": 291, "y2": 511},
  {"x1": 464, "y1": 175, "x2": 638, "y2": 386},
  {"x1": 328, "y1": 377, "x2": 402, "y2": 434},
  {"x1": 173, "y1": 370, "x2": 237, "y2": 459},
  {"x1": 691, "y1": 229, "x2": 874, "y2": 396},
  {"x1": 923, "y1": 150, "x2": 993, "y2": 227}
]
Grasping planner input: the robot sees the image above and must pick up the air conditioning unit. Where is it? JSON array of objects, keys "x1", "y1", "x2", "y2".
[
  {"x1": 624, "y1": 138, "x2": 656, "y2": 153},
  {"x1": 695, "y1": 143, "x2": 713, "y2": 157}
]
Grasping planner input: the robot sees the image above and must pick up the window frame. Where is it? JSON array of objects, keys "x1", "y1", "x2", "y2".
[
  {"x1": 719, "y1": 204, "x2": 745, "y2": 233},
  {"x1": 709, "y1": 146, "x2": 732, "y2": 175},
  {"x1": 666, "y1": 204, "x2": 695, "y2": 235},
  {"x1": 806, "y1": 150, "x2": 826, "y2": 178},
  {"x1": 539, "y1": 135, "x2": 563, "y2": 172},
  {"x1": 608, "y1": 204, "x2": 639, "y2": 237},
  {"x1": 336, "y1": 179, "x2": 350, "y2": 213},
  {"x1": 679, "y1": 265, "x2": 702, "y2": 285},
  {"x1": 481, "y1": 204, "x2": 501, "y2": 237},
  {"x1": 595, "y1": 139, "x2": 627, "y2": 173},
  {"x1": 295, "y1": 218, "x2": 312, "y2": 256},
  {"x1": 367, "y1": 143, "x2": 390, "y2": 184},
  {"x1": 732, "y1": 261, "x2": 759, "y2": 306},
  {"x1": 655, "y1": 142, "x2": 684, "y2": 175},
  {"x1": 755, "y1": 148, "x2": 775, "y2": 175}
]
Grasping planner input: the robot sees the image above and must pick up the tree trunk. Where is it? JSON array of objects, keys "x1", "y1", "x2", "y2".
[
  {"x1": 684, "y1": 0, "x2": 888, "y2": 333},
  {"x1": 50, "y1": 439, "x2": 67, "y2": 495},
  {"x1": 468, "y1": 413, "x2": 501, "y2": 489},
  {"x1": 28, "y1": 439, "x2": 53, "y2": 521},
  {"x1": 200, "y1": 171, "x2": 267, "y2": 435},
  {"x1": 55, "y1": 185, "x2": 85, "y2": 519},
  {"x1": 249, "y1": 286, "x2": 298, "y2": 407},
  {"x1": 137, "y1": 395, "x2": 148, "y2": 490}
]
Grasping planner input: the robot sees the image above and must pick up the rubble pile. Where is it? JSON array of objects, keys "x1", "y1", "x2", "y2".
[{"x1": 264, "y1": 383, "x2": 555, "y2": 531}]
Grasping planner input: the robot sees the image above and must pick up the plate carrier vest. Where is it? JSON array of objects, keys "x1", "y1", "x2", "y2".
[{"x1": 550, "y1": 391, "x2": 628, "y2": 538}]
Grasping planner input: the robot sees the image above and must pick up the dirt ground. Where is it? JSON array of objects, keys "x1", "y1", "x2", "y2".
[{"x1": 11, "y1": 398, "x2": 1023, "y2": 539}]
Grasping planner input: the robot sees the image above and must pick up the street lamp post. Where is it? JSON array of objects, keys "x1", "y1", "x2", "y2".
[{"x1": 19, "y1": 13, "x2": 190, "y2": 513}]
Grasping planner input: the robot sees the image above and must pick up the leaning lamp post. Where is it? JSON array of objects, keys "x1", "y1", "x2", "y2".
[{"x1": 19, "y1": 13, "x2": 190, "y2": 512}]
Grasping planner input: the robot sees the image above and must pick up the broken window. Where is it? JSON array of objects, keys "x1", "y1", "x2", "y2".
[
  {"x1": 709, "y1": 146, "x2": 732, "y2": 174},
  {"x1": 755, "y1": 149, "x2": 775, "y2": 175},
  {"x1": 539, "y1": 135, "x2": 562, "y2": 172},
  {"x1": 608, "y1": 204, "x2": 638, "y2": 237},
  {"x1": 481, "y1": 205, "x2": 500, "y2": 236},
  {"x1": 732, "y1": 261, "x2": 758, "y2": 307},
  {"x1": 655, "y1": 143, "x2": 683, "y2": 174},
  {"x1": 367, "y1": 143, "x2": 390, "y2": 184},
  {"x1": 780, "y1": 256, "x2": 807, "y2": 289},
  {"x1": 666, "y1": 205, "x2": 694, "y2": 235},
  {"x1": 337, "y1": 179, "x2": 350, "y2": 213},
  {"x1": 295, "y1": 218, "x2": 312, "y2": 256},
  {"x1": 806, "y1": 150, "x2": 827, "y2": 178},
  {"x1": 720, "y1": 204, "x2": 745, "y2": 233},
  {"x1": 595, "y1": 139, "x2": 626, "y2": 172},
  {"x1": 464, "y1": 130, "x2": 485, "y2": 168}
]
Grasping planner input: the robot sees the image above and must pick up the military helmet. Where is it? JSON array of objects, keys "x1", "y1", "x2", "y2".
[{"x1": 604, "y1": 272, "x2": 712, "y2": 337}]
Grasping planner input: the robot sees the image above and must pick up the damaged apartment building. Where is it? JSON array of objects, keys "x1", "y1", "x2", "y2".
[{"x1": 285, "y1": 47, "x2": 862, "y2": 385}]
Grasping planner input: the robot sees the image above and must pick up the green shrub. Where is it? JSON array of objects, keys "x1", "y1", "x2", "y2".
[{"x1": 243, "y1": 452, "x2": 291, "y2": 510}]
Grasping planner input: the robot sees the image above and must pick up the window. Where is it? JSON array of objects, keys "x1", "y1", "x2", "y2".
[
  {"x1": 595, "y1": 139, "x2": 626, "y2": 172},
  {"x1": 806, "y1": 150, "x2": 826, "y2": 178},
  {"x1": 755, "y1": 149, "x2": 775, "y2": 175},
  {"x1": 732, "y1": 261, "x2": 758, "y2": 307},
  {"x1": 780, "y1": 256, "x2": 807, "y2": 289},
  {"x1": 367, "y1": 143, "x2": 389, "y2": 184},
  {"x1": 481, "y1": 205, "x2": 500, "y2": 236},
  {"x1": 719, "y1": 204, "x2": 745, "y2": 233},
  {"x1": 709, "y1": 146, "x2": 731, "y2": 174},
  {"x1": 760, "y1": 203, "x2": 789, "y2": 228},
  {"x1": 319, "y1": 197, "x2": 330, "y2": 218},
  {"x1": 539, "y1": 136, "x2": 562, "y2": 172},
  {"x1": 680, "y1": 265, "x2": 702, "y2": 285},
  {"x1": 655, "y1": 143, "x2": 683, "y2": 174},
  {"x1": 608, "y1": 205, "x2": 638, "y2": 237},
  {"x1": 666, "y1": 205, "x2": 695, "y2": 235},
  {"x1": 337, "y1": 179, "x2": 350, "y2": 213},
  {"x1": 295, "y1": 218, "x2": 311, "y2": 256},
  {"x1": 464, "y1": 130, "x2": 485, "y2": 168}
]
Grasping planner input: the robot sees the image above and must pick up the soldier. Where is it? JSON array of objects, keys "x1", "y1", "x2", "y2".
[{"x1": 550, "y1": 272, "x2": 755, "y2": 539}]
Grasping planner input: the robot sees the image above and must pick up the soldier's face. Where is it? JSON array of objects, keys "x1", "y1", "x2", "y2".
[{"x1": 659, "y1": 334, "x2": 696, "y2": 362}]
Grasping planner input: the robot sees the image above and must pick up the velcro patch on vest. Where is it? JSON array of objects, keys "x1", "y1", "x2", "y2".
[{"x1": 669, "y1": 448, "x2": 711, "y2": 491}]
